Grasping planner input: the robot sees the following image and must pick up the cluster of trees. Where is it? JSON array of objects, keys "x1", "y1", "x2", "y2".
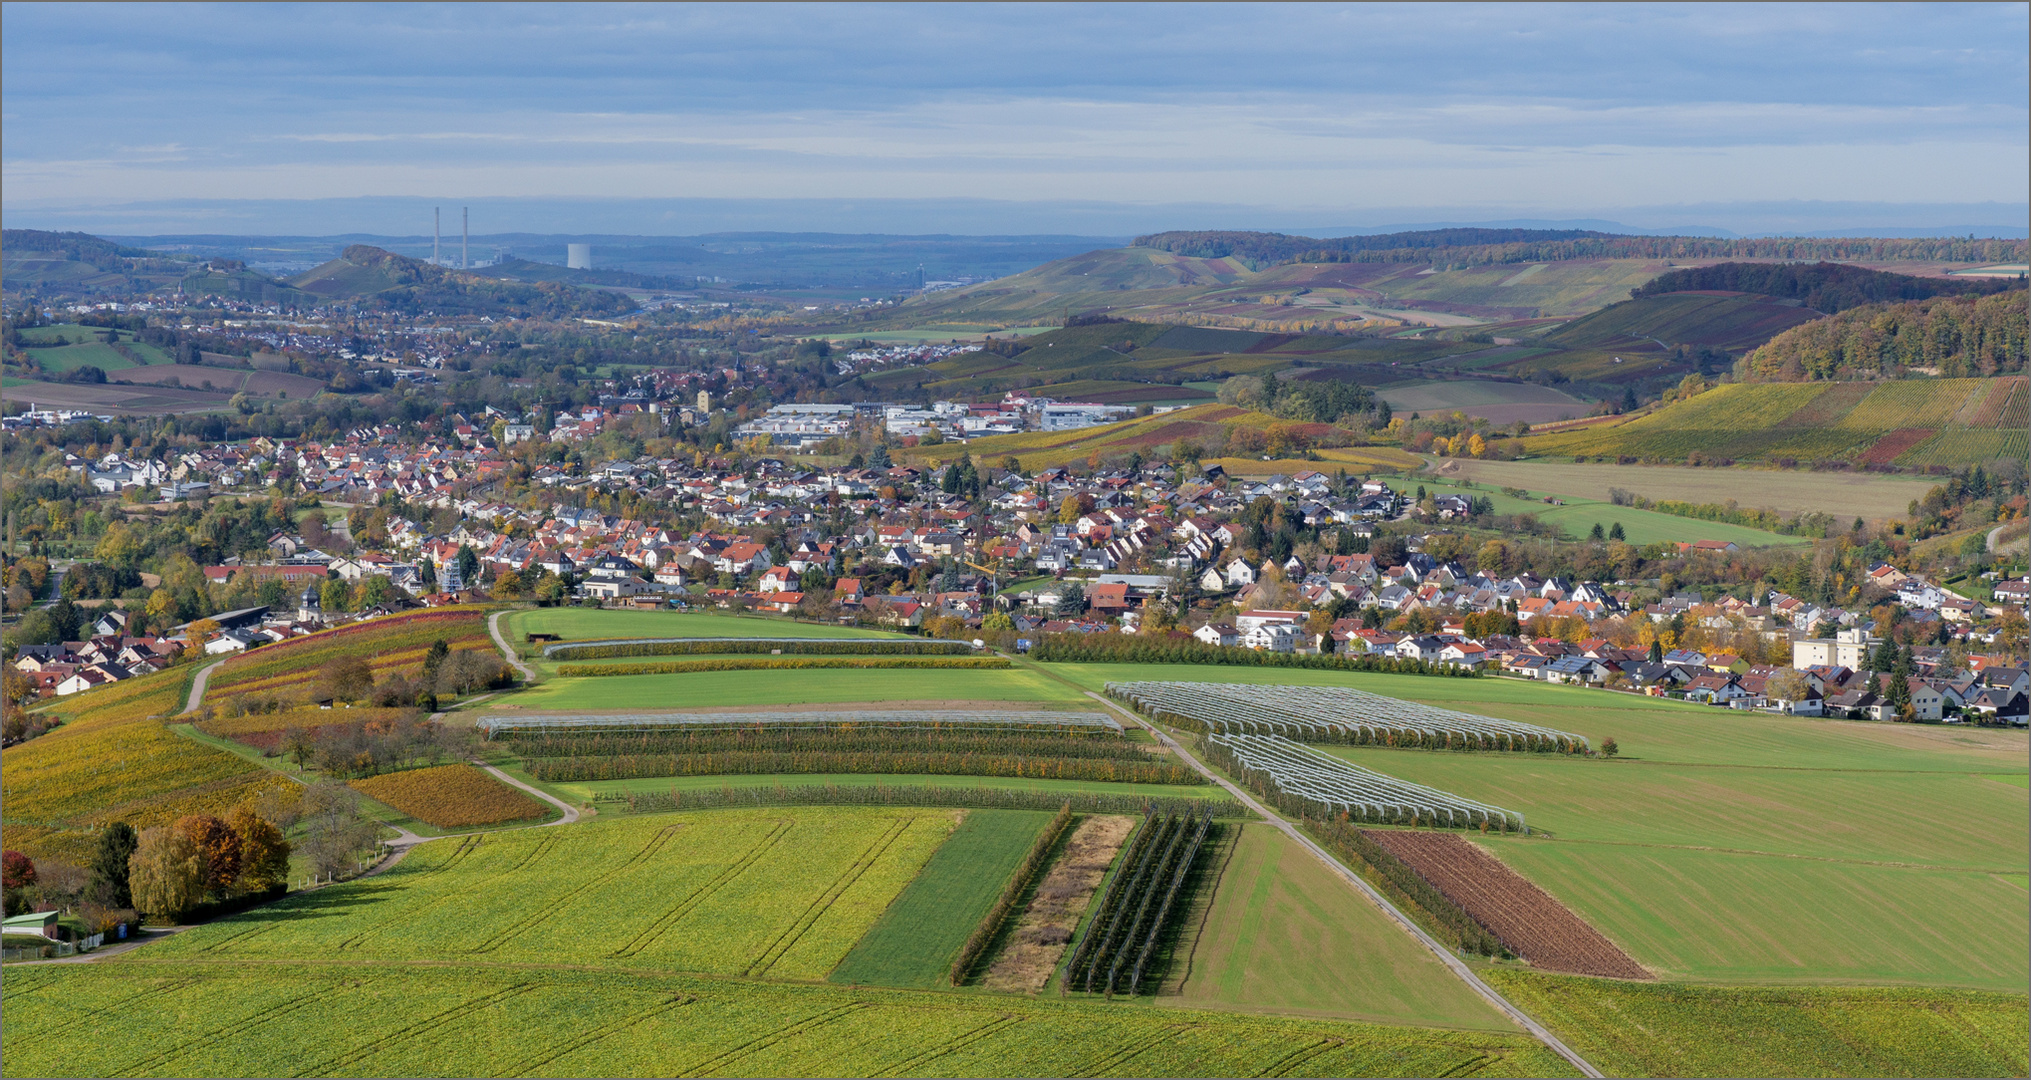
[
  {"x1": 276, "y1": 711, "x2": 474, "y2": 779},
  {"x1": 1743, "y1": 292, "x2": 2027, "y2": 380},
  {"x1": 1135, "y1": 229, "x2": 2026, "y2": 271},
  {"x1": 1635, "y1": 261, "x2": 2023, "y2": 314},
  {"x1": 1216, "y1": 371, "x2": 1382, "y2": 428},
  {"x1": 1608, "y1": 487, "x2": 1840, "y2": 538},
  {"x1": 308, "y1": 641, "x2": 512, "y2": 709}
]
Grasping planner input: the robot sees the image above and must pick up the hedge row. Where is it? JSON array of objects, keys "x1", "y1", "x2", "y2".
[
  {"x1": 950, "y1": 802, "x2": 1076, "y2": 985},
  {"x1": 545, "y1": 638, "x2": 973, "y2": 660},
  {"x1": 602, "y1": 783, "x2": 1245, "y2": 818},
  {"x1": 556, "y1": 656, "x2": 1010, "y2": 676},
  {"x1": 1028, "y1": 635, "x2": 1480, "y2": 677},
  {"x1": 1303, "y1": 816, "x2": 1507, "y2": 958},
  {"x1": 506, "y1": 729, "x2": 1130, "y2": 760},
  {"x1": 526, "y1": 751, "x2": 1206, "y2": 786}
]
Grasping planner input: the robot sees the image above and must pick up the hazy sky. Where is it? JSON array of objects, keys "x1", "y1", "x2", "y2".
[{"x1": 3, "y1": 2, "x2": 2026, "y2": 235}]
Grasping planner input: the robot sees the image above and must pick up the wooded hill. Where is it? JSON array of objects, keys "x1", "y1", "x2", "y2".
[
  {"x1": 1744, "y1": 293, "x2": 2027, "y2": 381},
  {"x1": 1135, "y1": 230, "x2": 2031, "y2": 271},
  {"x1": 1633, "y1": 261, "x2": 2024, "y2": 314},
  {"x1": 288, "y1": 246, "x2": 635, "y2": 318}
]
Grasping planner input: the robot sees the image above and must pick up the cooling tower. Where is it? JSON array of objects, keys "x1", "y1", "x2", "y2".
[{"x1": 567, "y1": 244, "x2": 593, "y2": 270}]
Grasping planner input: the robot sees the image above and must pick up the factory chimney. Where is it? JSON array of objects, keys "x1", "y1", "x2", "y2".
[
  {"x1": 462, "y1": 207, "x2": 469, "y2": 270},
  {"x1": 433, "y1": 208, "x2": 441, "y2": 265}
]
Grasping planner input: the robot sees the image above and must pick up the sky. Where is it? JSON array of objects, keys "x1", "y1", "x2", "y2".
[{"x1": 3, "y1": 2, "x2": 2027, "y2": 237}]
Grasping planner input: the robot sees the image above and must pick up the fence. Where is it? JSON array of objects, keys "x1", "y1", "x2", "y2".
[{"x1": 2, "y1": 932, "x2": 104, "y2": 962}]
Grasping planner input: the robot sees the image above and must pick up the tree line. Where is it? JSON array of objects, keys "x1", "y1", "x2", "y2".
[
  {"x1": 1633, "y1": 261, "x2": 2023, "y2": 314},
  {"x1": 1743, "y1": 293, "x2": 2027, "y2": 380}
]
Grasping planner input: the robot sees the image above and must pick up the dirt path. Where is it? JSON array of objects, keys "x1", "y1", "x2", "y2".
[
  {"x1": 1988, "y1": 521, "x2": 2027, "y2": 555},
  {"x1": 983, "y1": 814, "x2": 1134, "y2": 993},
  {"x1": 1076, "y1": 688, "x2": 1605, "y2": 1079},
  {"x1": 184, "y1": 657, "x2": 228, "y2": 714},
  {"x1": 489, "y1": 609, "x2": 538, "y2": 682},
  {"x1": 6, "y1": 926, "x2": 191, "y2": 967},
  {"x1": 474, "y1": 761, "x2": 580, "y2": 826}
]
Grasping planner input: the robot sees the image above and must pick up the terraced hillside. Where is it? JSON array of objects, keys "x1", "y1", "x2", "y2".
[{"x1": 1523, "y1": 376, "x2": 2029, "y2": 467}]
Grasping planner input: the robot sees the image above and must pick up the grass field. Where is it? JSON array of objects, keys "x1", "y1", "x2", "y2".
[
  {"x1": 1420, "y1": 457, "x2": 1939, "y2": 520},
  {"x1": 831, "y1": 809, "x2": 1053, "y2": 988},
  {"x1": 1486, "y1": 971, "x2": 2029, "y2": 1078},
  {"x1": 1409, "y1": 475, "x2": 1807, "y2": 546},
  {"x1": 1043, "y1": 661, "x2": 2029, "y2": 991},
  {"x1": 151, "y1": 808, "x2": 951, "y2": 977},
  {"x1": 0, "y1": 962, "x2": 1574, "y2": 1078},
  {"x1": 1172, "y1": 823, "x2": 1514, "y2": 1030},
  {"x1": 508, "y1": 665, "x2": 1086, "y2": 710},
  {"x1": 549, "y1": 772, "x2": 1217, "y2": 807},
  {"x1": 504, "y1": 608, "x2": 912, "y2": 647}
]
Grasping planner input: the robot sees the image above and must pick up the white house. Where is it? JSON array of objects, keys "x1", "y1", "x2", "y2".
[{"x1": 1193, "y1": 623, "x2": 1240, "y2": 647}]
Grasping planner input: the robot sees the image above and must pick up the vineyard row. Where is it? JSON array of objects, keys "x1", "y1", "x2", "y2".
[
  {"x1": 1203, "y1": 734, "x2": 1526, "y2": 832},
  {"x1": 526, "y1": 750, "x2": 1206, "y2": 786},
  {"x1": 600, "y1": 784, "x2": 1245, "y2": 818},
  {"x1": 556, "y1": 656, "x2": 1010, "y2": 676},
  {"x1": 1108, "y1": 681, "x2": 1587, "y2": 754}
]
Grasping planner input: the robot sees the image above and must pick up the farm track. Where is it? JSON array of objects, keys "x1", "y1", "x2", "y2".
[
  {"x1": 674, "y1": 1000, "x2": 873, "y2": 1077},
  {"x1": 873, "y1": 1013, "x2": 1023, "y2": 1077},
  {"x1": 610, "y1": 821, "x2": 792, "y2": 959},
  {"x1": 1058, "y1": 684, "x2": 1605, "y2": 1078},
  {"x1": 501, "y1": 994, "x2": 696, "y2": 1077},
  {"x1": 1362, "y1": 831, "x2": 1649, "y2": 980},
  {"x1": 466, "y1": 824, "x2": 683, "y2": 954},
  {"x1": 109, "y1": 983, "x2": 342, "y2": 1077},
  {"x1": 744, "y1": 816, "x2": 915, "y2": 976},
  {"x1": 299, "y1": 982, "x2": 539, "y2": 1076}
]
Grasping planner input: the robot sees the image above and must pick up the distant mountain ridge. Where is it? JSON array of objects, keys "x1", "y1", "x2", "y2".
[{"x1": 1133, "y1": 229, "x2": 2030, "y2": 270}]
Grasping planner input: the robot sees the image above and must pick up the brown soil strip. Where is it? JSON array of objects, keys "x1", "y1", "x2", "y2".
[
  {"x1": 1862, "y1": 427, "x2": 1937, "y2": 465},
  {"x1": 982, "y1": 814, "x2": 1134, "y2": 993},
  {"x1": 1363, "y1": 830, "x2": 1649, "y2": 980}
]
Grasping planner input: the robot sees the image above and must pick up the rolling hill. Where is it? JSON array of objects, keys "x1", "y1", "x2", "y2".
[
  {"x1": 0, "y1": 229, "x2": 201, "y2": 299},
  {"x1": 289, "y1": 246, "x2": 635, "y2": 317},
  {"x1": 1522, "y1": 376, "x2": 2029, "y2": 467}
]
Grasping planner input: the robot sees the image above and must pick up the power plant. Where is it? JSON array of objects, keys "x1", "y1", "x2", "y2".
[{"x1": 567, "y1": 243, "x2": 593, "y2": 270}]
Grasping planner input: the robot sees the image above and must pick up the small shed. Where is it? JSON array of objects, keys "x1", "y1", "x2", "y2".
[{"x1": 4, "y1": 910, "x2": 61, "y2": 939}]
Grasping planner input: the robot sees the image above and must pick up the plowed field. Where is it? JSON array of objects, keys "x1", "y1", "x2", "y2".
[{"x1": 1363, "y1": 830, "x2": 1649, "y2": 980}]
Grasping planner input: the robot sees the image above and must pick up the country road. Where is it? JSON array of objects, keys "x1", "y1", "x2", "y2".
[
  {"x1": 184, "y1": 657, "x2": 227, "y2": 713},
  {"x1": 1079, "y1": 689, "x2": 1606, "y2": 1080},
  {"x1": 489, "y1": 609, "x2": 538, "y2": 681},
  {"x1": 1988, "y1": 521, "x2": 2027, "y2": 555}
]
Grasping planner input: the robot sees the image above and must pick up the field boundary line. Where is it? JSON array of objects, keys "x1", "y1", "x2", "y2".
[
  {"x1": 299, "y1": 982, "x2": 538, "y2": 1076},
  {"x1": 1256, "y1": 1036, "x2": 1336, "y2": 1078},
  {"x1": 112, "y1": 983, "x2": 342, "y2": 1077},
  {"x1": 503, "y1": 994, "x2": 697, "y2": 1077},
  {"x1": 675, "y1": 1001, "x2": 873, "y2": 1078},
  {"x1": 745, "y1": 816, "x2": 916, "y2": 976},
  {"x1": 1068, "y1": 1023, "x2": 1187, "y2": 1077},
  {"x1": 1076, "y1": 689, "x2": 1606, "y2": 1079},
  {"x1": 465, "y1": 824, "x2": 681, "y2": 954},
  {"x1": 612, "y1": 820, "x2": 793, "y2": 958}
]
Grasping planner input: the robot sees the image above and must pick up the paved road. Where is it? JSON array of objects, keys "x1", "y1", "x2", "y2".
[
  {"x1": 184, "y1": 657, "x2": 228, "y2": 714},
  {"x1": 1080, "y1": 690, "x2": 1605, "y2": 1079},
  {"x1": 476, "y1": 761, "x2": 580, "y2": 826},
  {"x1": 488, "y1": 609, "x2": 538, "y2": 682}
]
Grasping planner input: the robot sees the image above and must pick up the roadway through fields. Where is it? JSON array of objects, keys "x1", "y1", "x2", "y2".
[{"x1": 1004, "y1": 654, "x2": 1603, "y2": 1078}]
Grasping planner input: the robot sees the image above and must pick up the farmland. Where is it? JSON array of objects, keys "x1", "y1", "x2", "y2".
[
  {"x1": 349, "y1": 764, "x2": 552, "y2": 828},
  {"x1": 1407, "y1": 473, "x2": 1810, "y2": 546},
  {"x1": 204, "y1": 608, "x2": 493, "y2": 703},
  {"x1": 0, "y1": 962, "x2": 1573, "y2": 1078},
  {"x1": 903, "y1": 401, "x2": 1420, "y2": 472},
  {"x1": 1416, "y1": 458, "x2": 1937, "y2": 526},
  {"x1": 831, "y1": 808, "x2": 1054, "y2": 988},
  {"x1": 1524, "y1": 376, "x2": 2028, "y2": 467},
  {"x1": 504, "y1": 607, "x2": 911, "y2": 647},
  {"x1": 0, "y1": 670, "x2": 277, "y2": 863},
  {"x1": 507, "y1": 665, "x2": 1086, "y2": 709},
  {"x1": 1487, "y1": 972, "x2": 2030, "y2": 1078},
  {"x1": 1173, "y1": 824, "x2": 1513, "y2": 1029}
]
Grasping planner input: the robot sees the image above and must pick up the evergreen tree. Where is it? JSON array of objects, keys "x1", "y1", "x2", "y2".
[
  {"x1": 88, "y1": 821, "x2": 140, "y2": 908},
  {"x1": 1609, "y1": 522, "x2": 1626, "y2": 541}
]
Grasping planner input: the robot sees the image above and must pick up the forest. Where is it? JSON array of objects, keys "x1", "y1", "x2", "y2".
[
  {"x1": 1742, "y1": 292, "x2": 2027, "y2": 380},
  {"x1": 1633, "y1": 261, "x2": 2023, "y2": 314}
]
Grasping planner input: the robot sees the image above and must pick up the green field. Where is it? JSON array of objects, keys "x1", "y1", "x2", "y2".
[
  {"x1": 1045, "y1": 661, "x2": 2029, "y2": 991},
  {"x1": 504, "y1": 608, "x2": 912, "y2": 645},
  {"x1": 510, "y1": 665, "x2": 1085, "y2": 710},
  {"x1": 148, "y1": 808, "x2": 950, "y2": 977},
  {"x1": 1423, "y1": 457, "x2": 1940, "y2": 521},
  {"x1": 1173, "y1": 823, "x2": 1514, "y2": 1030},
  {"x1": 1410, "y1": 475, "x2": 1807, "y2": 546},
  {"x1": 832, "y1": 809, "x2": 1052, "y2": 988},
  {"x1": 1486, "y1": 972, "x2": 2030, "y2": 1078},
  {"x1": 551, "y1": 772, "x2": 1222, "y2": 808},
  {"x1": 0, "y1": 962, "x2": 1573, "y2": 1077}
]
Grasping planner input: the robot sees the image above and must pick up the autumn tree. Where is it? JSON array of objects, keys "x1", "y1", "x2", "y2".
[
  {"x1": 176, "y1": 814, "x2": 243, "y2": 893},
  {"x1": 128, "y1": 826, "x2": 206, "y2": 920},
  {"x1": 322, "y1": 655, "x2": 374, "y2": 703},
  {"x1": 226, "y1": 806, "x2": 291, "y2": 892}
]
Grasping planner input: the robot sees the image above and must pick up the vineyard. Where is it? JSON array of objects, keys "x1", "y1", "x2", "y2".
[
  {"x1": 1060, "y1": 810, "x2": 1216, "y2": 998},
  {"x1": 556, "y1": 656, "x2": 1011, "y2": 676},
  {"x1": 1204, "y1": 734, "x2": 1526, "y2": 832},
  {"x1": 349, "y1": 764, "x2": 552, "y2": 828},
  {"x1": 0, "y1": 962, "x2": 1571, "y2": 1077},
  {"x1": 1524, "y1": 376, "x2": 2028, "y2": 467},
  {"x1": 1109, "y1": 680, "x2": 1588, "y2": 753},
  {"x1": 477, "y1": 709, "x2": 1123, "y2": 738},
  {"x1": 526, "y1": 749, "x2": 1203, "y2": 785},
  {"x1": 0, "y1": 671, "x2": 273, "y2": 863},
  {"x1": 605, "y1": 784, "x2": 1241, "y2": 819},
  {"x1": 204, "y1": 607, "x2": 493, "y2": 701},
  {"x1": 1363, "y1": 830, "x2": 1647, "y2": 979},
  {"x1": 542, "y1": 637, "x2": 977, "y2": 660}
]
